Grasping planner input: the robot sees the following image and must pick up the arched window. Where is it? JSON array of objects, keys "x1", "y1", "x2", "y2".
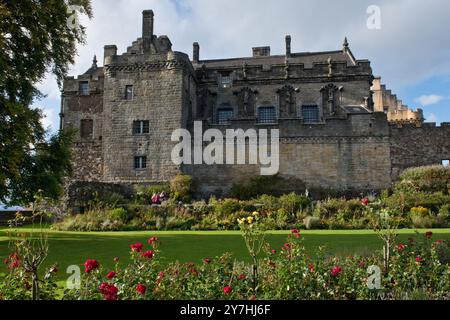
[
  {"x1": 258, "y1": 106, "x2": 277, "y2": 124},
  {"x1": 217, "y1": 107, "x2": 234, "y2": 124}
]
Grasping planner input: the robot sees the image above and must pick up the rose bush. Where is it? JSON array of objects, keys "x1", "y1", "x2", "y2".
[{"x1": 51, "y1": 230, "x2": 450, "y2": 301}]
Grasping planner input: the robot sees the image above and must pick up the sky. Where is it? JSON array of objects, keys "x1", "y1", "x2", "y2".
[{"x1": 33, "y1": 0, "x2": 450, "y2": 132}]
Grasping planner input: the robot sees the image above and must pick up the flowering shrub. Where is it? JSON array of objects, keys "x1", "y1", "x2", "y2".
[
  {"x1": 2, "y1": 229, "x2": 449, "y2": 300},
  {"x1": 0, "y1": 251, "x2": 59, "y2": 300},
  {"x1": 53, "y1": 230, "x2": 450, "y2": 300},
  {"x1": 238, "y1": 211, "x2": 266, "y2": 293}
]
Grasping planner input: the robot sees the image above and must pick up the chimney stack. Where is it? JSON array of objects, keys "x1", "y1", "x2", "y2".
[
  {"x1": 142, "y1": 10, "x2": 154, "y2": 52},
  {"x1": 103, "y1": 45, "x2": 117, "y2": 65},
  {"x1": 285, "y1": 35, "x2": 291, "y2": 57},
  {"x1": 193, "y1": 42, "x2": 200, "y2": 63},
  {"x1": 142, "y1": 10, "x2": 154, "y2": 39}
]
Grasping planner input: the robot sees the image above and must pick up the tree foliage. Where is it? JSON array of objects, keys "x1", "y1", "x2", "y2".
[{"x1": 0, "y1": 0, "x2": 92, "y2": 204}]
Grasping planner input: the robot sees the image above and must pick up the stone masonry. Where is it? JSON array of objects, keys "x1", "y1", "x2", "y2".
[{"x1": 60, "y1": 10, "x2": 450, "y2": 203}]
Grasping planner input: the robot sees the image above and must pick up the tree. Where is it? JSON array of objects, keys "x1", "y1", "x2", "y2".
[{"x1": 0, "y1": 0, "x2": 92, "y2": 204}]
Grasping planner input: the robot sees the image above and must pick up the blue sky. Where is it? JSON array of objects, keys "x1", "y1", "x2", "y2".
[
  {"x1": 32, "y1": 0, "x2": 450, "y2": 133},
  {"x1": 396, "y1": 75, "x2": 450, "y2": 123}
]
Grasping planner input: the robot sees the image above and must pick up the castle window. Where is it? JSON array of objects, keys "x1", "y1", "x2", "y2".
[
  {"x1": 134, "y1": 156, "x2": 147, "y2": 170},
  {"x1": 132, "y1": 120, "x2": 150, "y2": 135},
  {"x1": 258, "y1": 106, "x2": 277, "y2": 124},
  {"x1": 302, "y1": 105, "x2": 320, "y2": 123},
  {"x1": 219, "y1": 73, "x2": 232, "y2": 89},
  {"x1": 443, "y1": 160, "x2": 449, "y2": 167},
  {"x1": 125, "y1": 85, "x2": 134, "y2": 101},
  {"x1": 80, "y1": 119, "x2": 93, "y2": 139},
  {"x1": 79, "y1": 81, "x2": 89, "y2": 95},
  {"x1": 217, "y1": 108, "x2": 234, "y2": 125}
]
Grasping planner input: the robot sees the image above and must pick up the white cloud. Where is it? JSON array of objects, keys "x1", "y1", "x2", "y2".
[
  {"x1": 36, "y1": 74, "x2": 61, "y2": 100},
  {"x1": 415, "y1": 95, "x2": 444, "y2": 106},
  {"x1": 42, "y1": 107, "x2": 58, "y2": 130},
  {"x1": 32, "y1": 0, "x2": 450, "y2": 131}
]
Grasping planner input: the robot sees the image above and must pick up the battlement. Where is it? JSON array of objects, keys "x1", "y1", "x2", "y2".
[{"x1": 389, "y1": 121, "x2": 450, "y2": 129}]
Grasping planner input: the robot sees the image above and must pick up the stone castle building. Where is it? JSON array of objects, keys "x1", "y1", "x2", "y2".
[{"x1": 61, "y1": 10, "x2": 450, "y2": 203}]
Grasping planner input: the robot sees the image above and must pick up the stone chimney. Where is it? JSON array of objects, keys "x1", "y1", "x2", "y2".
[
  {"x1": 285, "y1": 35, "x2": 291, "y2": 57},
  {"x1": 142, "y1": 10, "x2": 154, "y2": 52},
  {"x1": 103, "y1": 45, "x2": 117, "y2": 65},
  {"x1": 193, "y1": 42, "x2": 200, "y2": 63}
]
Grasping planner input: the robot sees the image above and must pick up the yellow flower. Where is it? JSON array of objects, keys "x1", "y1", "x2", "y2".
[
  {"x1": 247, "y1": 216, "x2": 254, "y2": 224},
  {"x1": 237, "y1": 218, "x2": 245, "y2": 225},
  {"x1": 252, "y1": 211, "x2": 259, "y2": 217}
]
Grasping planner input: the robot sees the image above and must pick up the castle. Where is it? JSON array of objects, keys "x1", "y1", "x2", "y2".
[{"x1": 61, "y1": 10, "x2": 450, "y2": 207}]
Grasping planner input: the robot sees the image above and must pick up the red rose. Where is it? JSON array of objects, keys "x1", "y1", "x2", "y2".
[
  {"x1": 148, "y1": 237, "x2": 158, "y2": 244},
  {"x1": 291, "y1": 229, "x2": 299, "y2": 234},
  {"x1": 396, "y1": 243, "x2": 407, "y2": 253},
  {"x1": 223, "y1": 286, "x2": 233, "y2": 294},
  {"x1": 203, "y1": 258, "x2": 211, "y2": 264},
  {"x1": 140, "y1": 250, "x2": 154, "y2": 259},
  {"x1": 106, "y1": 271, "x2": 116, "y2": 279},
  {"x1": 361, "y1": 198, "x2": 369, "y2": 206},
  {"x1": 137, "y1": 283, "x2": 147, "y2": 295},
  {"x1": 271, "y1": 249, "x2": 277, "y2": 254},
  {"x1": 425, "y1": 231, "x2": 433, "y2": 239},
  {"x1": 99, "y1": 282, "x2": 118, "y2": 300},
  {"x1": 189, "y1": 268, "x2": 198, "y2": 276},
  {"x1": 237, "y1": 274, "x2": 246, "y2": 280},
  {"x1": 114, "y1": 257, "x2": 119, "y2": 263},
  {"x1": 415, "y1": 256, "x2": 423, "y2": 262},
  {"x1": 331, "y1": 266, "x2": 342, "y2": 277},
  {"x1": 308, "y1": 264, "x2": 314, "y2": 272},
  {"x1": 130, "y1": 243, "x2": 143, "y2": 252},
  {"x1": 84, "y1": 259, "x2": 99, "y2": 273},
  {"x1": 4, "y1": 253, "x2": 20, "y2": 269}
]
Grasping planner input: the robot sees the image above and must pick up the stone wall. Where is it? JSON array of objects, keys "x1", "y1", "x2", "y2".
[
  {"x1": 185, "y1": 113, "x2": 392, "y2": 195},
  {"x1": 390, "y1": 123, "x2": 450, "y2": 179},
  {"x1": 65, "y1": 181, "x2": 134, "y2": 214}
]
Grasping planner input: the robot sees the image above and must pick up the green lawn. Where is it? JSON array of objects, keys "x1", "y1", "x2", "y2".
[{"x1": 2, "y1": 227, "x2": 450, "y2": 283}]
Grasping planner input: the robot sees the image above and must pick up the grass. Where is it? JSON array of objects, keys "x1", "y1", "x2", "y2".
[{"x1": 2, "y1": 226, "x2": 450, "y2": 281}]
